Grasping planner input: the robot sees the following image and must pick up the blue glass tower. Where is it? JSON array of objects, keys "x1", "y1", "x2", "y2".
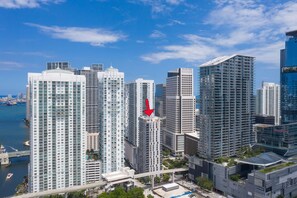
[{"x1": 281, "y1": 30, "x2": 297, "y2": 124}]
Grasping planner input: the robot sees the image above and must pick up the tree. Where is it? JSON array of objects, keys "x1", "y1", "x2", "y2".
[
  {"x1": 196, "y1": 177, "x2": 213, "y2": 191},
  {"x1": 147, "y1": 195, "x2": 154, "y2": 198},
  {"x1": 68, "y1": 190, "x2": 86, "y2": 198},
  {"x1": 127, "y1": 187, "x2": 145, "y2": 198},
  {"x1": 97, "y1": 192, "x2": 109, "y2": 198},
  {"x1": 162, "y1": 174, "x2": 170, "y2": 182},
  {"x1": 154, "y1": 176, "x2": 161, "y2": 183}
]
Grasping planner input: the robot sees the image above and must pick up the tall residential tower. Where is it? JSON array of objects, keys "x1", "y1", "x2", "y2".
[
  {"x1": 98, "y1": 67, "x2": 125, "y2": 173},
  {"x1": 127, "y1": 78, "x2": 155, "y2": 147},
  {"x1": 256, "y1": 82, "x2": 280, "y2": 125},
  {"x1": 28, "y1": 69, "x2": 86, "y2": 192},
  {"x1": 199, "y1": 55, "x2": 254, "y2": 159}
]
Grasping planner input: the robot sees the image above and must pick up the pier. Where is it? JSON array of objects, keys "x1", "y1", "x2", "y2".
[{"x1": 0, "y1": 150, "x2": 30, "y2": 165}]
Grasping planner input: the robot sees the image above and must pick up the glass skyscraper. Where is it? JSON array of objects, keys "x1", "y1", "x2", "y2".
[{"x1": 281, "y1": 30, "x2": 297, "y2": 124}]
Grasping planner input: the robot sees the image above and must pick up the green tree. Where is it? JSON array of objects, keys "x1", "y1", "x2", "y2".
[
  {"x1": 147, "y1": 195, "x2": 154, "y2": 198},
  {"x1": 162, "y1": 174, "x2": 170, "y2": 182},
  {"x1": 68, "y1": 190, "x2": 86, "y2": 198},
  {"x1": 127, "y1": 187, "x2": 145, "y2": 198},
  {"x1": 97, "y1": 192, "x2": 109, "y2": 198},
  {"x1": 154, "y1": 176, "x2": 161, "y2": 183},
  {"x1": 196, "y1": 177, "x2": 213, "y2": 191}
]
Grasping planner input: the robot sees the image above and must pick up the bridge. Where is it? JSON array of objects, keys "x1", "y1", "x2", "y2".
[
  {"x1": 0, "y1": 150, "x2": 30, "y2": 165},
  {"x1": 13, "y1": 180, "x2": 107, "y2": 198},
  {"x1": 12, "y1": 167, "x2": 189, "y2": 198}
]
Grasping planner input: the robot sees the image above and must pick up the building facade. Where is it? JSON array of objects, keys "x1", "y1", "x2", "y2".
[
  {"x1": 256, "y1": 82, "x2": 280, "y2": 125},
  {"x1": 199, "y1": 55, "x2": 254, "y2": 159},
  {"x1": 163, "y1": 68, "x2": 195, "y2": 156},
  {"x1": 28, "y1": 69, "x2": 86, "y2": 192},
  {"x1": 281, "y1": 30, "x2": 297, "y2": 124},
  {"x1": 188, "y1": 154, "x2": 297, "y2": 198},
  {"x1": 75, "y1": 64, "x2": 103, "y2": 134},
  {"x1": 255, "y1": 123, "x2": 297, "y2": 157},
  {"x1": 47, "y1": 62, "x2": 70, "y2": 70},
  {"x1": 127, "y1": 78, "x2": 155, "y2": 147},
  {"x1": 138, "y1": 116, "x2": 162, "y2": 173},
  {"x1": 86, "y1": 159, "x2": 101, "y2": 183},
  {"x1": 98, "y1": 67, "x2": 124, "y2": 173}
]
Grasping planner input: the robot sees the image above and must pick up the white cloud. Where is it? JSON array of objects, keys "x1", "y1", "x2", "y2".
[
  {"x1": 0, "y1": 61, "x2": 23, "y2": 70},
  {"x1": 129, "y1": 0, "x2": 188, "y2": 14},
  {"x1": 150, "y1": 30, "x2": 166, "y2": 39},
  {"x1": 142, "y1": 0, "x2": 297, "y2": 65},
  {"x1": 25, "y1": 23, "x2": 126, "y2": 46},
  {"x1": 0, "y1": 0, "x2": 64, "y2": 9},
  {"x1": 165, "y1": 0, "x2": 184, "y2": 5}
]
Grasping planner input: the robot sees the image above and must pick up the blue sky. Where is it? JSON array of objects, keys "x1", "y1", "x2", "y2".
[{"x1": 0, "y1": 0, "x2": 297, "y2": 95}]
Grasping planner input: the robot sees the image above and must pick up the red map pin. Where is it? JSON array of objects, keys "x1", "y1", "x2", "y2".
[{"x1": 144, "y1": 98, "x2": 154, "y2": 116}]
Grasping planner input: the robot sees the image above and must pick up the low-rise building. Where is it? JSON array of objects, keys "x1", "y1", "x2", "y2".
[
  {"x1": 86, "y1": 159, "x2": 101, "y2": 183},
  {"x1": 189, "y1": 152, "x2": 297, "y2": 198}
]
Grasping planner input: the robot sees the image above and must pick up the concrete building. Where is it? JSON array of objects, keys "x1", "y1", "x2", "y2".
[
  {"x1": 281, "y1": 30, "x2": 297, "y2": 124},
  {"x1": 155, "y1": 84, "x2": 166, "y2": 118},
  {"x1": 28, "y1": 69, "x2": 86, "y2": 192},
  {"x1": 47, "y1": 62, "x2": 70, "y2": 70},
  {"x1": 98, "y1": 67, "x2": 124, "y2": 174},
  {"x1": 184, "y1": 133, "x2": 198, "y2": 157},
  {"x1": 138, "y1": 116, "x2": 162, "y2": 173},
  {"x1": 188, "y1": 153, "x2": 297, "y2": 198},
  {"x1": 75, "y1": 64, "x2": 103, "y2": 151},
  {"x1": 87, "y1": 133, "x2": 99, "y2": 151},
  {"x1": 198, "y1": 55, "x2": 254, "y2": 159},
  {"x1": 75, "y1": 64, "x2": 103, "y2": 134},
  {"x1": 26, "y1": 85, "x2": 30, "y2": 123},
  {"x1": 163, "y1": 68, "x2": 195, "y2": 156},
  {"x1": 256, "y1": 82, "x2": 280, "y2": 125},
  {"x1": 126, "y1": 78, "x2": 155, "y2": 147},
  {"x1": 86, "y1": 159, "x2": 101, "y2": 183},
  {"x1": 255, "y1": 115, "x2": 275, "y2": 125}
]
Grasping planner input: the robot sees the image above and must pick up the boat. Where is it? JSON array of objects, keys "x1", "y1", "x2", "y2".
[
  {"x1": 6, "y1": 173, "x2": 13, "y2": 180},
  {"x1": 23, "y1": 141, "x2": 30, "y2": 147},
  {"x1": 0, "y1": 144, "x2": 6, "y2": 153}
]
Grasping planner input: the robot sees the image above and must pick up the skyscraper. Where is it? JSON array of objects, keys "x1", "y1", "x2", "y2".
[
  {"x1": 98, "y1": 67, "x2": 124, "y2": 173},
  {"x1": 127, "y1": 78, "x2": 155, "y2": 147},
  {"x1": 163, "y1": 68, "x2": 195, "y2": 156},
  {"x1": 198, "y1": 55, "x2": 254, "y2": 159},
  {"x1": 47, "y1": 62, "x2": 70, "y2": 70},
  {"x1": 75, "y1": 64, "x2": 103, "y2": 151},
  {"x1": 256, "y1": 82, "x2": 280, "y2": 125},
  {"x1": 155, "y1": 84, "x2": 166, "y2": 118},
  {"x1": 281, "y1": 30, "x2": 297, "y2": 124},
  {"x1": 138, "y1": 116, "x2": 162, "y2": 173},
  {"x1": 28, "y1": 69, "x2": 86, "y2": 192}
]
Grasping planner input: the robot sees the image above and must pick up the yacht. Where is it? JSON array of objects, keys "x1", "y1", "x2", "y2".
[{"x1": 6, "y1": 173, "x2": 13, "y2": 180}]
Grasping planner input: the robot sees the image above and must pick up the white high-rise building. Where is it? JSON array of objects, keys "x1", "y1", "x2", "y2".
[
  {"x1": 127, "y1": 78, "x2": 155, "y2": 147},
  {"x1": 256, "y1": 82, "x2": 280, "y2": 125},
  {"x1": 28, "y1": 69, "x2": 86, "y2": 193},
  {"x1": 163, "y1": 68, "x2": 195, "y2": 156},
  {"x1": 138, "y1": 116, "x2": 162, "y2": 173},
  {"x1": 98, "y1": 67, "x2": 124, "y2": 173}
]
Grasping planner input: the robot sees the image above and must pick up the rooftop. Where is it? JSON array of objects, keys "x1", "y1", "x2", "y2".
[
  {"x1": 259, "y1": 162, "x2": 295, "y2": 174},
  {"x1": 200, "y1": 54, "x2": 237, "y2": 67},
  {"x1": 236, "y1": 152, "x2": 284, "y2": 167},
  {"x1": 286, "y1": 30, "x2": 297, "y2": 37}
]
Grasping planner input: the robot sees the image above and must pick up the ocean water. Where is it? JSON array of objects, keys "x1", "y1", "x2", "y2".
[{"x1": 0, "y1": 104, "x2": 29, "y2": 198}]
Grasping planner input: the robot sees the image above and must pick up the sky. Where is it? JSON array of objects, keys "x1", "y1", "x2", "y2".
[{"x1": 0, "y1": 0, "x2": 297, "y2": 95}]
